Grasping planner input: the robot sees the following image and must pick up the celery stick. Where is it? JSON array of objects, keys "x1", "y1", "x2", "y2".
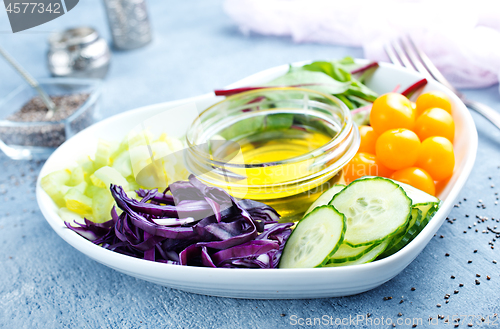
[
  {"x1": 90, "y1": 166, "x2": 129, "y2": 190},
  {"x1": 64, "y1": 188, "x2": 93, "y2": 215},
  {"x1": 40, "y1": 169, "x2": 71, "y2": 207}
]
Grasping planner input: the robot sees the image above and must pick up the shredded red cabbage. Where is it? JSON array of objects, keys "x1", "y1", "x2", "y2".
[{"x1": 65, "y1": 175, "x2": 292, "y2": 268}]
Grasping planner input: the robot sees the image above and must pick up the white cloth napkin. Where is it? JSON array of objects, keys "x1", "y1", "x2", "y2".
[{"x1": 224, "y1": 0, "x2": 500, "y2": 89}]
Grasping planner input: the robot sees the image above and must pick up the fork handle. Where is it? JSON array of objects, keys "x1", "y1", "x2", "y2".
[{"x1": 464, "y1": 99, "x2": 500, "y2": 130}]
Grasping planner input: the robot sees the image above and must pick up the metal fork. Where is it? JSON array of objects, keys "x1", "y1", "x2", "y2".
[{"x1": 384, "y1": 36, "x2": 500, "y2": 130}]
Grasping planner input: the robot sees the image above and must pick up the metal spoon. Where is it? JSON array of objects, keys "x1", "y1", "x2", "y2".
[{"x1": 0, "y1": 45, "x2": 58, "y2": 119}]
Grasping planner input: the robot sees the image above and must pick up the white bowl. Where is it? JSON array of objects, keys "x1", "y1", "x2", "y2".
[{"x1": 36, "y1": 61, "x2": 477, "y2": 299}]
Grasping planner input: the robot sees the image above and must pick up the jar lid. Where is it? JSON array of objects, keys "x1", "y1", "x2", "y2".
[{"x1": 49, "y1": 27, "x2": 99, "y2": 49}]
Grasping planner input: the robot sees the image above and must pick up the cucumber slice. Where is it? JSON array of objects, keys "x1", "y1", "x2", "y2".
[
  {"x1": 362, "y1": 177, "x2": 439, "y2": 205},
  {"x1": 279, "y1": 205, "x2": 346, "y2": 268},
  {"x1": 324, "y1": 240, "x2": 389, "y2": 267},
  {"x1": 393, "y1": 181, "x2": 439, "y2": 205},
  {"x1": 305, "y1": 184, "x2": 345, "y2": 215},
  {"x1": 379, "y1": 208, "x2": 422, "y2": 258},
  {"x1": 330, "y1": 177, "x2": 411, "y2": 247},
  {"x1": 328, "y1": 242, "x2": 378, "y2": 263},
  {"x1": 414, "y1": 202, "x2": 439, "y2": 223}
]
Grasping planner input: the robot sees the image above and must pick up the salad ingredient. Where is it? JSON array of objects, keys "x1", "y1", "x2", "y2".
[
  {"x1": 358, "y1": 125, "x2": 377, "y2": 154},
  {"x1": 325, "y1": 240, "x2": 389, "y2": 267},
  {"x1": 343, "y1": 152, "x2": 393, "y2": 183},
  {"x1": 279, "y1": 205, "x2": 345, "y2": 268},
  {"x1": 375, "y1": 129, "x2": 421, "y2": 171},
  {"x1": 263, "y1": 70, "x2": 351, "y2": 96},
  {"x1": 329, "y1": 177, "x2": 411, "y2": 247},
  {"x1": 327, "y1": 242, "x2": 378, "y2": 263},
  {"x1": 416, "y1": 137, "x2": 455, "y2": 181},
  {"x1": 302, "y1": 177, "x2": 440, "y2": 265},
  {"x1": 41, "y1": 131, "x2": 188, "y2": 223},
  {"x1": 401, "y1": 78, "x2": 428, "y2": 98},
  {"x1": 305, "y1": 184, "x2": 345, "y2": 215},
  {"x1": 65, "y1": 175, "x2": 293, "y2": 268},
  {"x1": 415, "y1": 90, "x2": 452, "y2": 116},
  {"x1": 414, "y1": 107, "x2": 455, "y2": 142},
  {"x1": 391, "y1": 167, "x2": 436, "y2": 196},
  {"x1": 40, "y1": 169, "x2": 72, "y2": 207},
  {"x1": 395, "y1": 181, "x2": 439, "y2": 206},
  {"x1": 350, "y1": 62, "x2": 378, "y2": 75},
  {"x1": 214, "y1": 57, "x2": 379, "y2": 114},
  {"x1": 370, "y1": 93, "x2": 416, "y2": 135}
]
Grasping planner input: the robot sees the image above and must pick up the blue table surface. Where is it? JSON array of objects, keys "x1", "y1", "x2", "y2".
[{"x1": 1, "y1": 1, "x2": 500, "y2": 328}]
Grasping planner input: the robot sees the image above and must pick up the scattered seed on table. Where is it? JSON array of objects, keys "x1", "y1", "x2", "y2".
[
  {"x1": 412, "y1": 324, "x2": 417, "y2": 328},
  {"x1": 454, "y1": 290, "x2": 459, "y2": 294},
  {"x1": 440, "y1": 235, "x2": 444, "y2": 238},
  {"x1": 466, "y1": 214, "x2": 469, "y2": 217},
  {"x1": 474, "y1": 250, "x2": 478, "y2": 253},
  {"x1": 463, "y1": 231, "x2": 467, "y2": 233},
  {"x1": 411, "y1": 287, "x2": 416, "y2": 291},
  {"x1": 468, "y1": 260, "x2": 472, "y2": 264},
  {"x1": 468, "y1": 324, "x2": 473, "y2": 327},
  {"x1": 437, "y1": 304, "x2": 442, "y2": 307},
  {"x1": 487, "y1": 276, "x2": 491, "y2": 280},
  {"x1": 493, "y1": 260, "x2": 497, "y2": 264},
  {"x1": 475, "y1": 280, "x2": 480, "y2": 285},
  {"x1": 451, "y1": 275, "x2": 455, "y2": 279},
  {"x1": 445, "y1": 253, "x2": 450, "y2": 257},
  {"x1": 399, "y1": 299, "x2": 404, "y2": 304},
  {"x1": 459, "y1": 283, "x2": 464, "y2": 287},
  {"x1": 398, "y1": 312, "x2": 402, "y2": 317},
  {"x1": 281, "y1": 314, "x2": 286, "y2": 317},
  {"x1": 446, "y1": 300, "x2": 449, "y2": 304},
  {"x1": 383, "y1": 296, "x2": 393, "y2": 300},
  {"x1": 476, "y1": 274, "x2": 481, "y2": 277}
]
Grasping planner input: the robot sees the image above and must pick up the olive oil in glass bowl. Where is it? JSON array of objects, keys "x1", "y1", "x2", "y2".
[{"x1": 186, "y1": 88, "x2": 360, "y2": 221}]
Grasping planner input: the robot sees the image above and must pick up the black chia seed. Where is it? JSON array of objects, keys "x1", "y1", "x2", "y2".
[{"x1": 0, "y1": 94, "x2": 90, "y2": 148}]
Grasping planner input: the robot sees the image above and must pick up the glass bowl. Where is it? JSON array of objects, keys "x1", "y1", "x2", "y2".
[
  {"x1": 0, "y1": 78, "x2": 102, "y2": 160},
  {"x1": 185, "y1": 87, "x2": 360, "y2": 221}
]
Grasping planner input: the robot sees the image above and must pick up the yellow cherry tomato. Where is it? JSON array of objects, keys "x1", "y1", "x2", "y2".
[
  {"x1": 370, "y1": 93, "x2": 416, "y2": 135},
  {"x1": 414, "y1": 107, "x2": 455, "y2": 142},
  {"x1": 417, "y1": 136, "x2": 455, "y2": 181},
  {"x1": 358, "y1": 125, "x2": 378, "y2": 154},
  {"x1": 343, "y1": 152, "x2": 394, "y2": 184},
  {"x1": 376, "y1": 129, "x2": 421, "y2": 171},
  {"x1": 415, "y1": 91, "x2": 452, "y2": 116},
  {"x1": 391, "y1": 167, "x2": 436, "y2": 196}
]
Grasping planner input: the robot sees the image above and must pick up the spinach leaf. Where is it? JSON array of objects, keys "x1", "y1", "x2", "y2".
[{"x1": 263, "y1": 70, "x2": 351, "y2": 95}]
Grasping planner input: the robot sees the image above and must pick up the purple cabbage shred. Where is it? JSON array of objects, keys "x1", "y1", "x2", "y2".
[{"x1": 64, "y1": 175, "x2": 292, "y2": 268}]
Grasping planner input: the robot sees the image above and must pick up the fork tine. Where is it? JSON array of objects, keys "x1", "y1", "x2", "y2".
[
  {"x1": 391, "y1": 40, "x2": 414, "y2": 69},
  {"x1": 384, "y1": 44, "x2": 402, "y2": 66},
  {"x1": 399, "y1": 36, "x2": 433, "y2": 80},
  {"x1": 406, "y1": 36, "x2": 458, "y2": 93}
]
